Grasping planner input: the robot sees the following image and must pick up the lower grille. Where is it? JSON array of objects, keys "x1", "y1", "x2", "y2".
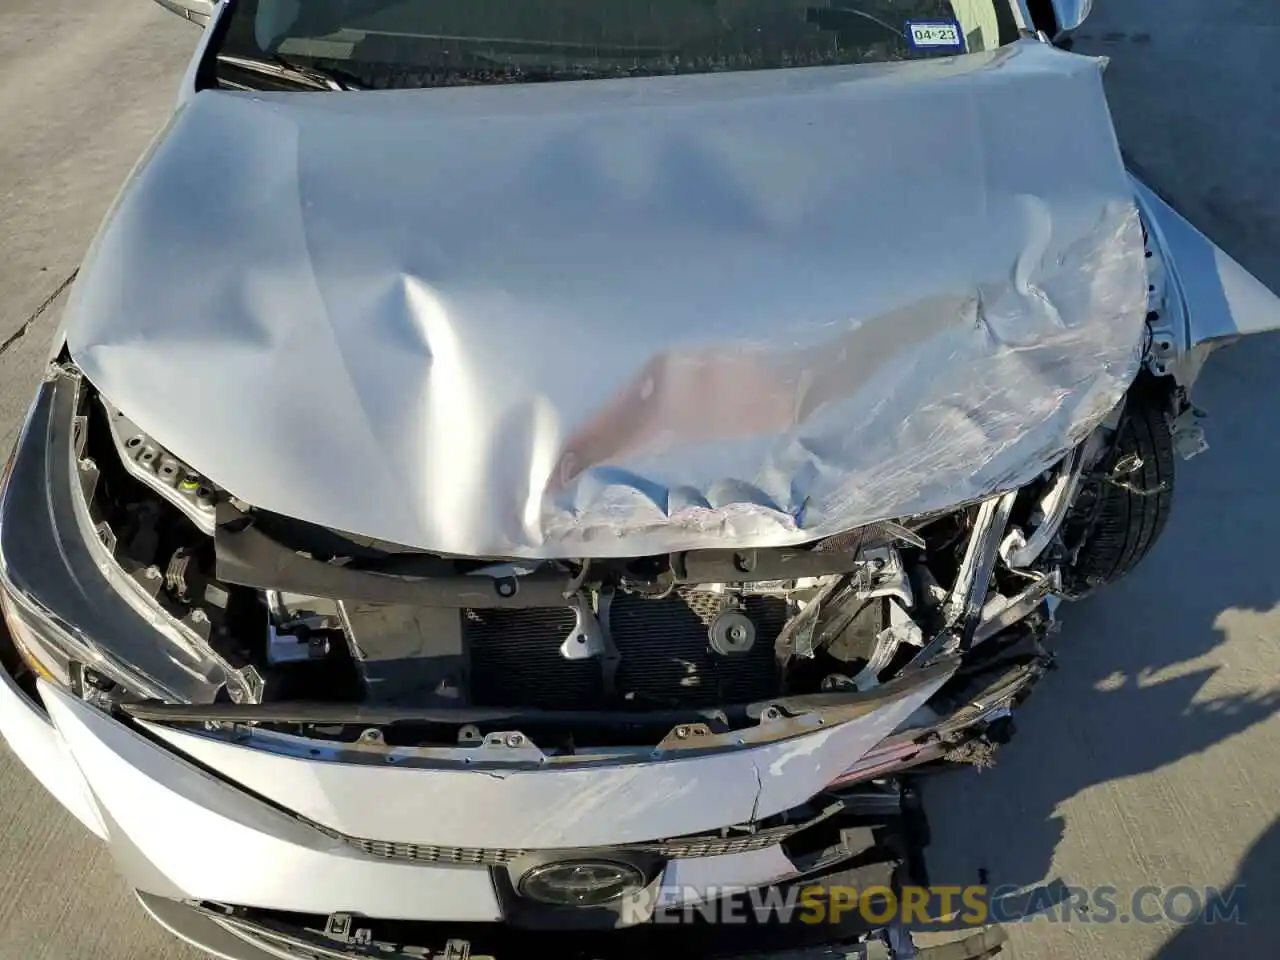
[
  {"x1": 352, "y1": 839, "x2": 521, "y2": 867},
  {"x1": 466, "y1": 589, "x2": 788, "y2": 710},
  {"x1": 342, "y1": 819, "x2": 805, "y2": 866}
]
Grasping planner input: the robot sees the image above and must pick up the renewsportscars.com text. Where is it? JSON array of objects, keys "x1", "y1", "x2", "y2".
[{"x1": 622, "y1": 884, "x2": 1246, "y2": 926}]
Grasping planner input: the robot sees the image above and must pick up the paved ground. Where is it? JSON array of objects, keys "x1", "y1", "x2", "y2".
[{"x1": 0, "y1": 2, "x2": 1276, "y2": 959}]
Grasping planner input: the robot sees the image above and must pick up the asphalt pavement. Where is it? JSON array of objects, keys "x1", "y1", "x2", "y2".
[{"x1": 0, "y1": 2, "x2": 1276, "y2": 959}]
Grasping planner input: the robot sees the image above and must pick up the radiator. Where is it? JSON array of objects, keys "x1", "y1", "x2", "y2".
[{"x1": 466, "y1": 589, "x2": 787, "y2": 709}]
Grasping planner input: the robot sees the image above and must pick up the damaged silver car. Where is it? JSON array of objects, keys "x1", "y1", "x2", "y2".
[{"x1": 3, "y1": 1, "x2": 1279, "y2": 958}]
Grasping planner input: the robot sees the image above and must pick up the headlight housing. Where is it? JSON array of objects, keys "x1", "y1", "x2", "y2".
[
  {"x1": 0, "y1": 365, "x2": 241, "y2": 706},
  {"x1": 1, "y1": 422, "x2": 154, "y2": 700},
  {"x1": 0, "y1": 390, "x2": 87, "y2": 690}
]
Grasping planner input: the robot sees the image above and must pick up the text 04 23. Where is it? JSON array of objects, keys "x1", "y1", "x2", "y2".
[{"x1": 905, "y1": 21, "x2": 965, "y2": 50}]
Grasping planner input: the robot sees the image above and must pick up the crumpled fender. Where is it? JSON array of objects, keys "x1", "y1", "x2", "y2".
[{"x1": 1132, "y1": 174, "x2": 1280, "y2": 348}]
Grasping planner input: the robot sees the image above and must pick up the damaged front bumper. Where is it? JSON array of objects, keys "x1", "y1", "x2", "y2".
[
  {"x1": 0, "y1": 573, "x2": 1025, "y2": 958},
  {"x1": 137, "y1": 890, "x2": 1010, "y2": 960},
  {"x1": 0, "y1": 648, "x2": 986, "y2": 953},
  {"x1": 4, "y1": 657, "x2": 945, "y2": 912}
]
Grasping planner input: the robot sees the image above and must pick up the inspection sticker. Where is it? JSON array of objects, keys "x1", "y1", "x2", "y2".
[{"x1": 905, "y1": 20, "x2": 966, "y2": 51}]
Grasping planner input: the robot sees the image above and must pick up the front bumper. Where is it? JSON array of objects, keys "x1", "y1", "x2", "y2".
[
  {"x1": 0, "y1": 648, "x2": 937, "y2": 927},
  {"x1": 0, "y1": 659, "x2": 501, "y2": 918},
  {"x1": 3, "y1": 661, "x2": 1006, "y2": 960},
  {"x1": 138, "y1": 891, "x2": 1011, "y2": 960},
  {"x1": 0, "y1": 633, "x2": 105, "y2": 838}
]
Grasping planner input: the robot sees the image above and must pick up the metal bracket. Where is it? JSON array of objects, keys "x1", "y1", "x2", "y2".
[
  {"x1": 1000, "y1": 446, "x2": 1087, "y2": 569},
  {"x1": 849, "y1": 624, "x2": 919, "y2": 691},
  {"x1": 656, "y1": 723, "x2": 715, "y2": 749},
  {"x1": 775, "y1": 575, "x2": 845, "y2": 660},
  {"x1": 559, "y1": 592, "x2": 607, "y2": 660},
  {"x1": 944, "y1": 492, "x2": 1018, "y2": 640},
  {"x1": 1105, "y1": 454, "x2": 1170, "y2": 496},
  {"x1": 972, "y1": 569, "x2": 1061, "y2": 647},
  {"x1": 476, "y1": 730, "x2": 546, "y2": 762},
  {"x1": 99, "y1": 395, "x2": 219, "y2": 534},
  {"x1": 910, "y1": 492, "x2": 1018, "y2": 666},
  {"x1": 266, "y1": 623, "x2": 330, "y2": 664},
  {"x1": 863, "y1": 546, "x2": 915, "y2": 608}
]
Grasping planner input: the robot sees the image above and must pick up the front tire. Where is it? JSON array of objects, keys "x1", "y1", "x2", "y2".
[{"x1": 1063, "y1": 384, "x2": 1177, "y2": 596}]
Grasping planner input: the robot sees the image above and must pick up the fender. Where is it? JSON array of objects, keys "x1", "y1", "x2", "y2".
[{"x1": 1131, "y1": 173, "x2": 1280, "y2": 348}]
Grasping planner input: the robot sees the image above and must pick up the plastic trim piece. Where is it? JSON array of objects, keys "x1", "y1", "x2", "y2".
[
  {"x1": 43, "y1": 679, "x2": 504, "y2": 921},
  {"x1": 0, "y1": 640, "x2": 106, "y2": 838}
]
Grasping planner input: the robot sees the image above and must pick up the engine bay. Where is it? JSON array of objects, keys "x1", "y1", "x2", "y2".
[{"x1": 75, "y1": 377, "x2": 1099, "y2": 727}]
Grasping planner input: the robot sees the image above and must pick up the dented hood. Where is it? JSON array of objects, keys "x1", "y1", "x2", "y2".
[{"x1": 63, "y1": 40, "x2": 1148, "y2": 559}]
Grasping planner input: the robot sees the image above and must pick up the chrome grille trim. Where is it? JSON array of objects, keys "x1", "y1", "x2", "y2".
[
  {"x1": 339, "y1": 821, "x2": 800, "y2": 866},
  {"x1": 350, "y1": 839, "x2": 522, "y2": 866}
]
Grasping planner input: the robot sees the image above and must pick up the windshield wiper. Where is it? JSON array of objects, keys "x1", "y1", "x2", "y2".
[
  {"x1": 217, "y1": 53, "x2": 366, "y2": 91},
  {"x1": 807, "y1": 6, "x2": 906, "y2": 40}
]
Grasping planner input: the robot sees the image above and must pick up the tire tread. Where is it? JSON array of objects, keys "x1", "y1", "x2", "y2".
[{"x1": 1069, "y1": 389, "x2": 1176, "y2": 590}]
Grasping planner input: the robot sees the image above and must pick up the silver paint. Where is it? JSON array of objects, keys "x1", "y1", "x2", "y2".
[{"x1": 63, "y1": 41, "x2": 1149, "y2": 558}]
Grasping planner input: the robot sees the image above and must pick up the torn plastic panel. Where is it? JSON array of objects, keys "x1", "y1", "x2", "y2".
[
  {"x1": 63, "y1": 40, "x2": 1148, "y2": 559},
  {"x1": 136, "y1": 894, "x2": 1011, "y2": 959}
]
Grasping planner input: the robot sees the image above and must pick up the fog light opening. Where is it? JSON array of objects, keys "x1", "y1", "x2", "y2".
[{"x1": 517, "y1": 860, "x2": 647, "y2": 907}]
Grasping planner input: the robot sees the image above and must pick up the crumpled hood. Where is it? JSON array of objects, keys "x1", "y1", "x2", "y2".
[{"x1": 63, "y1": 40, "x2": 1147, "y2": 559}]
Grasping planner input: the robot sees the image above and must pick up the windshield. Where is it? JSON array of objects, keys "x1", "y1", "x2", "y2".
[{"x1": 211, "y1": 0, "x2": 1021, "y2": 91}]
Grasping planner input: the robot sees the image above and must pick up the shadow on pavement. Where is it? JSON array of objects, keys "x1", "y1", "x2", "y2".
[
  {"x1": 1154, "y1": 820, "x2": 1280, "y2": 958},
  {"x1": 921, "y1": 330, "x2": 1280, "y2": 934}
]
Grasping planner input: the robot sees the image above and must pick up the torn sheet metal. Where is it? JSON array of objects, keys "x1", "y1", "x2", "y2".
[{"x1": 63, "y1": 40, "x2": 1148, "y2": 559}]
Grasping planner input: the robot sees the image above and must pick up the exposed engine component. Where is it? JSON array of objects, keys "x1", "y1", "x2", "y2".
[
  {"x1": 708, "y1": 607, "x2": 756, "y2": 656},
  {"x1": 99, "y1": 395, "x2": 221, "y2": 534},
  {"x1": 264, "y1": 590, "x2": 336, "y2": 665},
  {"x1": 465, "y1": 606, "x2": 600, "y2": 710},
  {"x1": 339, "y1": 602, "x2": 468, "y2": 706},
  {"x1": 464, "y1": 587, "x2": 793, "y2": 710},
  {"x1": 611, "y1": 586, "x2": 803, "y2": 707},
  {"x1": 68, "y1": 370, "x2": 1182, "y2": 773}
]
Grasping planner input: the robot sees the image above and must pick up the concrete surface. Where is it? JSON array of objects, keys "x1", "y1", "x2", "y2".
[{"x1": 0, "y1": 2, "x2": 1275, "y2": 959}]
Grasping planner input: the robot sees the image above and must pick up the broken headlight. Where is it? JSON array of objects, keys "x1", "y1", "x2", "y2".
[
  {"x1": 0, "y1": 366, "x2": 241, "y2": 706},
  {"x1": 0, "y1": 425, "x2": 144, "y2": 700}
]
